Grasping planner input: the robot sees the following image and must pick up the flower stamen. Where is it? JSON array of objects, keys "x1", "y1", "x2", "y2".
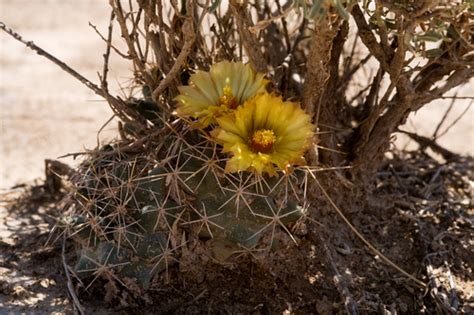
[
  {"x1": 218, "y1": 86, "x2": 238, "y2": 109},
  {"x1": 250, "y1": 129, "x2": 276, "y2": 153}
]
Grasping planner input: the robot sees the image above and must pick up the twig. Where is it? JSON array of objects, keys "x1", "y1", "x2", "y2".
[
  {"x1": 96, "y1": 114, "x2": 117, "y2": 147},
  {"x1": 274, "y1": 0, "x2": 291, "y2": 53},
  {"x1": 355, "y1": 81, "x2": 396, "y2": 148},
  {"x1": 129, "y1": 6, "x2": 146, "y2": 63},
  {"x1": 146, "y1": 0, "x2": 172, "y2": 73},
  {"x1": 389, "y1": 164, "x2": 408, "y2": 195},
  {"x1": 374, "y1": 2, "x2": 390, "y2": 57},
  {"x1": 151, "y1": 0, "x2": 196, "y2": 102},
  {"x1": 57, "y1": 152, "x2": 90, "y2": 159},
  {"x1": 435, "y1": 100, "x2": 472, "y2": 140},
  {"x1": 62, "y1": 235, "x2": 85, "y2": 315},
  {"x1": 351, "y1": 4, "x2": 390, "y2": 73},
  {"x1": 398, "y1": 130, "x2": 459, "y2": 161},
  {"x1": 432, "y1": 94, "x2": 456, "y2": 139},
  {"x1": 0, "y1": 21, "x2": 102, "y2": 97},
  {"x1": 230, "y1": 0, "x2": 267, "y2": 73},
  {"x1": 110, "y1": 0, "x2": 155, "y2": 87},
  {"x1": 100, "y1": 10, "x2": 115, "y2": 91},
  {"x1": 436, "y1": 96, "x2": 474, "y2": 99},
  {"x1": 338, "y1": 53, "x2": 372, "y2": 93},
  {"x1": 0, "y1": 21, "x2": 136, "y2": 122},
  {"x1": 89, "y1": 20, "x2": 129, "y2": 59},
  {"x1": 248, "y1": 4, "x2": 293, "y2": 39},
  {"x1": 412, "y1": 69, "x2": 474, "y2": 111}
]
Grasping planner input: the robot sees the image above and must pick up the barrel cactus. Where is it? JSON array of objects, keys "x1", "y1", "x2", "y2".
[{"x1": 63, "y1": 61, "x2": 315, "y2": 290}]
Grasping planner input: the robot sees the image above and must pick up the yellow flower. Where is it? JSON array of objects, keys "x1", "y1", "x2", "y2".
[
  {"x1": 175, "y1": 61, "x2": 268, "y2": 127},
  {"x1": 212, "y1": 93, "x2": 315, "y2": 175}
]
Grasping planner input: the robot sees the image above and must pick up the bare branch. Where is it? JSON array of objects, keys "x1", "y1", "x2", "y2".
[
  {"x1": 230, "y1": 0, "x2": 267, "y2": 72},
  {"x1": 0, "y1": 21, "x2": 143, "y2": 123},
  {"x1": 413, "y1": 69, "x2": 474, "y2": 111},
  {"x1": 435, "y1": 100, "x2": 472, "y2": 140},
  {"x1": 0, "y1": 21, "x2": 104, "y2": 98},
  {"x1": 351, "y1": 4, "x2": 390, "y2": 72},
  {"x1": 151, "y1": 0, "x2": 196, "y2": 103},
  {"x1": 89, "y1": 20, "x2": 129, "y2": 59},
  {"x1": 432, "y1": 95, "x2": 457, "y2": 139},
  {"x1": 100, "y1": 10, "x2": 116, "y2": 91},
  {"x1": 110, "y1": 0, "x2": 155, "y2": 86},
  {"x1": 398, "y1": 130, "x2": 459, "y2": 160}
]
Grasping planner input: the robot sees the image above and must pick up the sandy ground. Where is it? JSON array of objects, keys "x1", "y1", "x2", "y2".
[{"x1": 0, "y1": 0, "x2": 473, "y2": 190}]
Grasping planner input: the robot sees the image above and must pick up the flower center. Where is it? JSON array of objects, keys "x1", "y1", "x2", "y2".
[
  {"x1": 250, "y1": 129, "x2": 276, "y2": 153},
  {"x1": 218, "y1": 86, "x2": 238, "y2": 109}
]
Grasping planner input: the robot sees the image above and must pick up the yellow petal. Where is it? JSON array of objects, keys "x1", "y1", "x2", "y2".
[
  {"x1": 214, "y1": 92, "x2": 315, "y2": 175},
  {"x1": 174, "y1": 61, "x2": 268, "y2": 127}
]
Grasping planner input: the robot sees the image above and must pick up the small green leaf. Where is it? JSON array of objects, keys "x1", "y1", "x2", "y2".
[
  {"x1": 425, "y1": 48, "x2": 443, "y2": 58},
  {"x1": 209, "y1": 0, "x2": 221, "y2": 13},
  {"x1": 309, "y1": 0, "x2": 324, "y2": 19},
  {"x1": 417, "y1": 31, "x2": 443, "y2": 42},
  {"x1": 332, "y1": 0, "x2": 349, "y2": 20},
  {"x1": 446, "y1": 24, "x2": 461, "y2": 41}
]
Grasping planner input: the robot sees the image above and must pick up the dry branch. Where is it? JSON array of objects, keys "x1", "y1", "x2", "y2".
[
  {"x1": 151, "y1": 0, "x2": 196, "y2": 103},
  {"x1": 230, "y1": 0, "x2": 267, "y2": 73},
  {"x1": 398, "y1": 130, "x2": 459, "y2": 161},
  {"x1": 351, "y1": 5, "x2": 390, "y2": 72},
  {"x1": 413, "y1": 68, "x2": 474, "y2": 111},
  {"x1": 100, "y1": 10, "x2": 116, "y2": 92},
  {"x1": 110, "y1": 0, "x2": 155, "y2": 87},
  {"x1": 0, "y1": 21, "x2": 139, "y2": 123}
]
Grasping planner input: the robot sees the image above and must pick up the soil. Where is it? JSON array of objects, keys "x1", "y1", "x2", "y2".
[{"x1": 0, "y1": 149, "x2": 472, "y2": 314}]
